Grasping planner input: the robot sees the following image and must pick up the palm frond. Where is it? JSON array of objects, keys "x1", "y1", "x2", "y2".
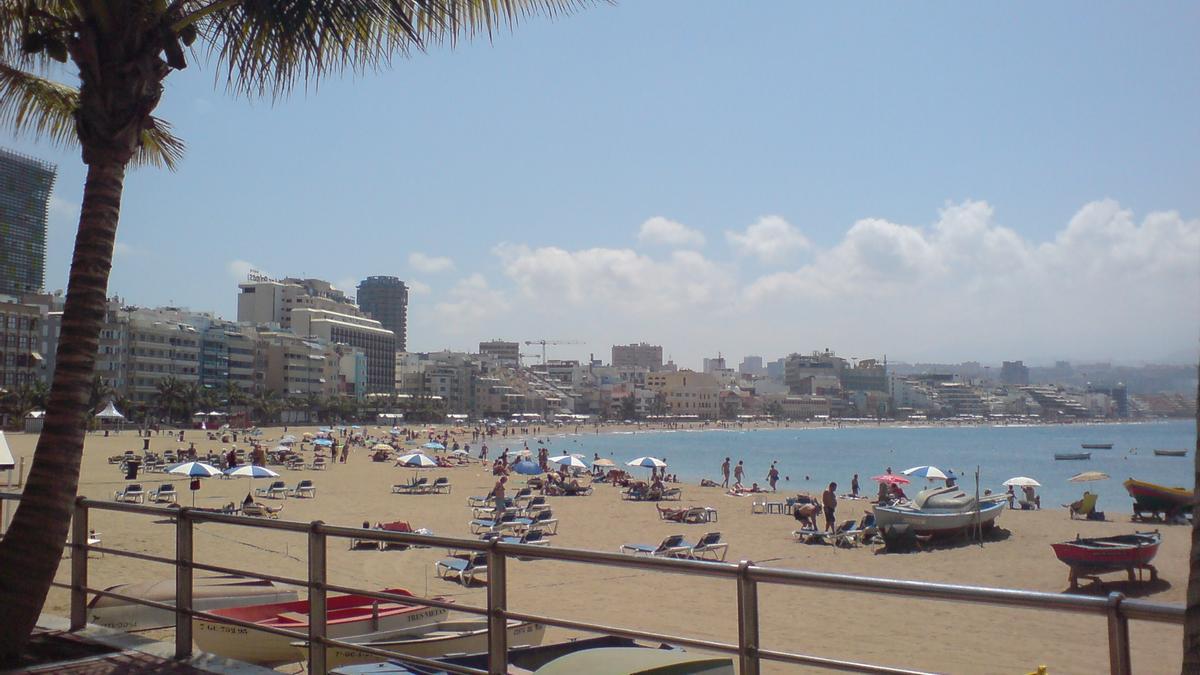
[
  {"x1": 185, "y1": 0, "x2": 603, "y2": 99},
  {"x1": 134, "y1": 117, "x2": 187, "y2": 170}
]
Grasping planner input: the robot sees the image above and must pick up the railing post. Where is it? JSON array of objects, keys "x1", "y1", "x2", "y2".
[
  {"x1": 1106, "y1": 591, "x2": 1131, "y2": 675},
  {"x1": 486, "y1": 542, "x2": 508, "y2": 675},
  {"x1": 175, "y1": 508, "x2": 193, "y2": 659},
  {"x1": 70, "y1": 497, "x2": 88, "y2": 630},
  {"x1": 308, "y1": 521, "x2": 327, "y2": 675},
  {"x1": 736, "y1": 561, "x2": 760, "y2": 675}
]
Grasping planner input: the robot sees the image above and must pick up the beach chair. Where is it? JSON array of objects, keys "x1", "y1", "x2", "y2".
[
  {"x1": 511, "y1": 487, "x2": 533, "y2": 506},
  {"x1": 522, "y1": 496, "x2": 549, "y2": 516},
  {"x1": 392, "y1": 477, "x2": 429, "y2": 494},
  {"x1": 620, "y1": 534, "x2": 686, "y2": 557},
  {"x1": 149, "y1": 483, "x2": 178, "y2": 504},
  {"x1": 512, "y1": 509, "x2": 558, "y2": 536},
  {"x1": 290, "y1": 479, "x2": 316, "y2": 498},
  {"x1": 378, "y1": 521, "x2": 415, "y2": 550},
  {"x1": 500, "y1": 528, "x2": 551, "y2": 547},
  {"x1": 285, "y1": 456, "x2": 304, "y2": 470},
  {"x1": 113, "y1": 484, "x2": 145, "y2": 503},
  {"x1": 350, "y1": 528, "x2": 380, "y2": 550},
  {"x1": 434, "y1": 552, "x2": 488, "y2": 586},
  {"x1": 308, "y1": 457, "x2": 328, "y2": 471},
  {"x1": 1068, "y1": 492, "x2": 1098, "y2": 520},
  {"x1": 470, "y1": 511, "x2": 518, "y2": 535},
  {"x1": 807, "y1": 519, "x2": 858, "y2": 546},
  {"x1": 676, "y1": 532, "x2": 728, "y2": 561},
  {"x1": 662, "y1": 487, "x2": 682, "y2": 501},
  {"x1": 429, "y1": 477, "x2": 452, "y2": 494},
  {"x1": 255, "y1": 480, "x2": 289, "y2": 499},
  {"x1": 241, "y1": 502, "x2": 283, "y2": 519},
  {"x1": 837, "y1": 514, "x2": 877, "y2": 547}
]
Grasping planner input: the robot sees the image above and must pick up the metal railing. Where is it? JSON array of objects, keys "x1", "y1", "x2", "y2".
[{"x1": 1, "y1": 491, "x2": 1183, "y2": 675}]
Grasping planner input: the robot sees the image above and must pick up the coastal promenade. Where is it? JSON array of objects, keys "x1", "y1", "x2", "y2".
[{"x1": 2, "y1": 425, "x2": 1189, "y2": 673}]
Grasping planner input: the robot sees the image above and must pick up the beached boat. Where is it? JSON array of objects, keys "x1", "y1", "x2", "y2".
[
  {"x1": 1123, "y1": 478, "x2": 1192, "y2": 520},
  {"x1": 88, "y1": 575, "x2": 298, "y2": 632},
  {"x1": 1051, "y1": 531, "x2": 1161, "y2": 589},
  {"x1": 1054, "y1": 452, "x2": 1091, "y2": 460},
  {"x1": 193, "y1": 589, "x2": 450, "y2": 666},
  {"x1": 1153, "y1": 449, "x2": 1188, "y2": 457},
  {"x1": 299, "y1": 619, "x2": 545, "y2": 668},
  {"x1": 872, "y1": 486, "x2": 1005, "y2": 536},
  {"x1": 1081, "y1": 443, "x2": 1113, "y2": 449}
]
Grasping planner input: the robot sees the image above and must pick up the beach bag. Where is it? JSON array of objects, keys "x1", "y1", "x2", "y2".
[{"x1": 1086, "y1": 511, "x2": 1105, "y2": 521}]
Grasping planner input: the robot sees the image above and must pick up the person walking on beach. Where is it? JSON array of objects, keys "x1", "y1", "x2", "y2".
[
  {"x1": 822, "y1": 482, "x2": 838, "y2": 532},
  {"x1": 734, "y1": 460, "x2": 745, "y2": 486},
  {"x1": 851, "y1": 474, "x2": 859, "y2": 497},
  {"x1": 491, "y1": 475, "x2": 507, "y2": 506},
  {"x1": 721, "y1": 457, "x2": 731, "y2": 488},
  {"x1": 767, "y1": 464, "x2": 779, "y2": 492}
]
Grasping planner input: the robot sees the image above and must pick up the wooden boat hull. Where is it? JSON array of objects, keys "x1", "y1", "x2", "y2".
[
  {"x1": 1123, "y1": 479, "x2": 1191, "y2": 515},
  {"x1": 1081, "y1": 444, "x2": 1113, "y2": 449},
  {"x1": 193, "y1": 589, "x2": 449, "y2": 666},
  {"x1": 872, "y1": 500, "x2": 1004, "y2": 536},
  {"x1": 88, "y1": 575, "x2": 298, "y2": 632},
  {"x1": 1055, "y1": 453, "x2": 1091, "y2": 460},
  {"x1": 1051, "y1": 532, "x2": 1161, "y2": 574},
  {"x1": 1153, "y1": 449, "x2": 1187, "y2": 457},
  {"x1": 311, "y1": 619, "x2": 545, "y2": 668}
]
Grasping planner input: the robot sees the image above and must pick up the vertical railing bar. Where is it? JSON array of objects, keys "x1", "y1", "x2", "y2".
[
  {"x1": 69, "y1": 497, "x2": 88, "y2": 631},
  {"x1": 486, "y1": 542, "x2": 508, "y2": 675},
  {"x1": 175, "y1": 508, "x2": 193, "y2": 659},
  {"x1": 308, "y1": 521, "x2": 327, "y2": 674},
  {"x1": 1106, "y1": 592, "x2": 1131, "y2": 675},
  {"x1": 736, "y1": 560, "x2": 760, "y2": 675}
]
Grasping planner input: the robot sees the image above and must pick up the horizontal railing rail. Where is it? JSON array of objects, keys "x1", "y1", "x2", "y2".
[{"x1": 0, "y1": 491, "x2": 1182, "y2": 675}]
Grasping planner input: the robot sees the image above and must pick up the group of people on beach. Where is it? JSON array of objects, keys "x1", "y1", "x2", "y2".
[{"x1": 719, "y1": 457, "x2": 782, "y2": 493}]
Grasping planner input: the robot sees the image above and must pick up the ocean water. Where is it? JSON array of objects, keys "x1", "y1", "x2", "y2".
[{"x1": 536, "y1": 420, "x2": 1195, "y2": 511}]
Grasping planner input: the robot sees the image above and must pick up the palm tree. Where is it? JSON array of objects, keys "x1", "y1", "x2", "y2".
[
  {"x1": 1185, "y1": 373, "x2": 1199, "y2": 671},
  {"x1": 0, "y1": 2, "x2": 597, "y2": 658}
]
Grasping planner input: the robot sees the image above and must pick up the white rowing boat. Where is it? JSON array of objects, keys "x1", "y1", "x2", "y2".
[
  {"x1": 87, "y1": 575, "x2": 298, "y2": 632},
  {"x1": 297, "y1": 618, "x2": 546, "y2": 668}
]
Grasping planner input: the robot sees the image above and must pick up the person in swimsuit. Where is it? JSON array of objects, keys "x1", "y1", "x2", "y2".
[{"x1": 822, "y1": 482, "x2": 838, "y2": 532}]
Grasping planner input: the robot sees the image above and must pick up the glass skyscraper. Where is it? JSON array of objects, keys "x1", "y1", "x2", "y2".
[{"x1": 0, "y1": 148, "x2": 57, "y2": 297}]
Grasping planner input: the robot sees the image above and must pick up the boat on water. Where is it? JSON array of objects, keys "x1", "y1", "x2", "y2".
[
  {"x1": 873, "y1": 485, "x2": 1006, "y2": 536},
  {"x1": 1051, "y1": 531, "x2": 1161, "y2": 589},
  {"x1": 88, "y1": 575, "x2": 298, "y2": 632},
  {"x1": 1124, "y1": 478, "x2": 1192, "y2": 521},
  {"x1": 1055, "y1": 452, "x2": 1091, "y2": 460},
  {"x1": 297, "y1": 618, "x2": 546, "y2": 669},
  {"x1": 1153, "y1": 449, "x2": 1188, "y2": 457},
  {"x1": 193, "y1": 588, "x2": 450, "y2": 666},
  {"x1": 1081, "y1": 443, "x2": 1113, "y2": 449}
]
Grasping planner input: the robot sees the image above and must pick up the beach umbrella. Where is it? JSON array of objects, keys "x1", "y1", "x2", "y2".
[
  {"x1": 1068, "y1": 471, "x2": 1110, "y2": 483},
  {"x1": 626, "y1": 456, "x2": 667, "y2": 469},
  {"x1": 280, "y1": 435, "x2": 296, "y2": 444},
  {"x1": 422, "y1": 442, "x2": 446, "y2": 451},
  {"x1": 272, "y1": 445, "x2": 291, "y2": 454},
  {"x1": 511, "y1": 459, "x2": 542, "y2": 475},
  {"x1": 451, "y1": 448, "x2": 470, "y2": 456},
  {"x1": 549, "y1": 455, "x2": 589, "y2": 470},
  {"x1": 372, "y1": 443, "x2": 394, "y2": 452},
  {"x1": 901, "y1": 466, "x2": 948, "y2": 480},
  {"x1": 313, "y1": 438, "x2": 333, "y2": 447},
  {"x1": 395, "y1": 452, "x2": 437, "y2": 468},
  {"x1": 389, "y1": 428, "x2": 403, "y2": 436},
  {"x1": 592, "y1": 458, "x2": 615, "y2": 468},
  {"x1": 225, "y1": 464, "x2": 280, "y2": 498},
  {"x1": 1002, "y1": 476, "x2": 1041, "y2": 487},
  {"x1": 871, "y1": 474, "x2": 910, "y2": 485},
  {"x1": 167, "y1": 461, "x2": 222, "y2": 506}
]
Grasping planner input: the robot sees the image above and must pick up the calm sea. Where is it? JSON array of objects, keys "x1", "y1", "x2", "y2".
[{"x1": 535, "y1": 420, "x2": 1195, "y2": 511}]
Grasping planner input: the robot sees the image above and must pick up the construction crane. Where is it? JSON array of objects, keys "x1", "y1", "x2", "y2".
[{"x1": 523, "y1": 339, "x2": 584, "y2": 365}]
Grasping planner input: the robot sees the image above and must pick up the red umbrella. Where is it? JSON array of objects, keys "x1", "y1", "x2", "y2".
[{"x1": 871, "y1": 474, "x2": 910, "y2": 485}]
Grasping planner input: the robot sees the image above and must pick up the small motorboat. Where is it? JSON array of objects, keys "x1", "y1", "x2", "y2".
[
  {"x1": 1055, "y1": 452, "x2": 1091, "y2": 460},
  {"x1": 1051, "y1": 531, "x2": 1161, "y2": 589},
  {"x1": 1153, "y1": 449, "x2": 1188, "y2": 457},
  {"x1": 1124, "y1": 478, "x2": 1192, "y2": 521},
  {"x1": 193, "y1": 589, "x2": 450, "y2": 666},
  {"x1": 872, "y1": 486, "x2": 1006, "y2": 537},
  {"x1": 1081, "y1": 443, "x2": 1113, "y2": 449},
  {"x1": 87, "y1": 575, "x2": 298, "y2": 632},
  {"x1": 299, "y1": 618, "x2": 546, "y2": 668}
]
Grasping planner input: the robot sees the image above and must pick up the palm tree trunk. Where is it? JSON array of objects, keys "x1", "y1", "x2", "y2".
[
  {"x1": 1184, "y1": 366, "x2": 1200, "y2": 672},
  {"x1": 0, "y1": 158, "x2": 127, "y2": 662}
]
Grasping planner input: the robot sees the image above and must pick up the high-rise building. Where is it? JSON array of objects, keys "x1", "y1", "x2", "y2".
[
  {"x1": 611, "y1": 343, "x2": 663, "y2": 371},
  {"x1": 0, "y1": 148, "x2": 56, "y2": 298},
  {"x1": 739, "y1": 355, "x2": 764, "y2": 376},
  {"x1": 479, "y1": 340, "x2": 521, "y2": 369},
  {"x1": 357, "y1": 276, "x2": 408, "y2": 351},
  {"x1": 1000, "y1": 360, "x2": 1030, "y2": 386},
  {"x1": 237, "y1": 276, "x2": 365, "y2": 329}
]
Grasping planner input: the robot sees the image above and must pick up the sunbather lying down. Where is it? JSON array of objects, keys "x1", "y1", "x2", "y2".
[{"x1": 726, "y1": 482, "x2": 765, "y2": 496}]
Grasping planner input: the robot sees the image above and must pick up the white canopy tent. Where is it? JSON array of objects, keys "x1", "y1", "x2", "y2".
[
  {"x1": 0, "y1": 431, "x2": 14, "y2": 471},
  {"x1": 95, "y1": 401, "x2": 125, "y2": 431}
]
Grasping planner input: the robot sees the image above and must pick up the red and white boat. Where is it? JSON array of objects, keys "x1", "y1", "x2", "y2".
[
  {"x1": 193, "y1": 588, "x2": 449, "y2": 666},
  {"x1": 1051, "y1": 532, "x2": 1162, "y2": 589}
]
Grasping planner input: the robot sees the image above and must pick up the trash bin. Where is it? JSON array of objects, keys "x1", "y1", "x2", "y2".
[
  {"x1": 142, "y1": 438, "x2": 150, "y2": 451},
  {"x1": 125, "y1": 460, "x2": 140, "y2": 480}
]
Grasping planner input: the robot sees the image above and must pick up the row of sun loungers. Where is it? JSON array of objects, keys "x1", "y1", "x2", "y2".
[
  {"x1": 793, "y1": 514, "x2": 877, "y2": 548},
  {"x1": 622, "y1": 485, "x2": 683, "y2": 502},
  {"x1": 468, "y1": 509, "x2": 558, "y2": 536},
  {"x1": 350, "y1": 521, "x2": 420, "y2": 550},
  {"x1": 655, "y1": 504, "x2": 717, "y2": 524},
  {"x1": 619, "y1": 532, "x2": 728, "y2": 561},
  {"x1": 436, "y1": 529, "x2": 554, "y2": 585},
  {"x1": 391, "y1": 477, "x2": 452, "y2": 494}
]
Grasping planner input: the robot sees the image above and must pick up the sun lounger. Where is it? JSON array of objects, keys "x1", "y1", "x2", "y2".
[
  {"x1": 673, "y1": 532, "x2": 728, "y2": 561},
  {"x1": 837, "y1": 514, "x2": 877, "y2": 547},
  {"x1": 308, "y1": 457, "x2": 327, "y2": 470},
  {"x1": 113, "y1": 484, "x2": 145, "y2": 503},
  {"x1": 255, "y1": 480, "x2": 289, "y2": 499},
  {"x1": 149, "y1": 483, "x2": 178, "y2": 504},
  {"x1": 799, "y1": 519, "x2": 857, "y2": 546},
  {"x1": 428, "y1": 477, "x2": 452, "y2": 494},
  {"x1": 620, "y1": 534, "x2": 686, "y2": 557},
  {"x1": 470, "y1": 511, "x2": 518, "y2": 535},
  {"x1": 289, "y1": 479, "x2": 316, "y2": 498},
  {"x1": 241, "y1": 502, "x2": 283, "y2": 519},
  {"x1": 512, "y1": 509, "x2": 558, "y2": 536},
  {"x1": 392, "y1": 477, "x2": 429, "y2": 494},
  {"x1": 434, "y1": 552, "x2": 488, "y2": 585},
  {"x1": 378, "y1": 521, "x2": 415, "y2": 550},
  {"x1": 1068, "y1": 492, "x2": 1098, "y2": 520},
  {"x1": 661, "y1": 487, "x2": 682, "y2": 501},
  {"x1": 500, "y1": 528, "x2": 550, "y2": 547}
]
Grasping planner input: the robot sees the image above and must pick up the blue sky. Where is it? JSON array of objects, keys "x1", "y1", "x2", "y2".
[{"x1": 7, "y1": 2, "x2": 1199, "y2": 367}]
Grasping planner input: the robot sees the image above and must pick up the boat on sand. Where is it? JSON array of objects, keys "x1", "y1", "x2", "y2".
[
  {"x1": 295, "y1": 618, "x2": 546, "y2": 668},
  {"x1": 1124, "y1": 478, "x2": 1192, "y2": 521},
  {"x1": 87, "y1": 575, "x2": 298, "y2": 632},
  {"x1": 1051, "y1": 531, "x2": 1161, "y2": 589},
  {"x1": 873, "y1": 485, "x2": 1006, "y2": 537},
  {"x1": 193, "y1": 588, "x2": 449, "y2": 666}
]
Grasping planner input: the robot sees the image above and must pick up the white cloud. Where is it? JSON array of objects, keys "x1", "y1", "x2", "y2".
[
  {"x1": 409, "y1": 252, "x2": 455, "y2": 273},
  {"x1": 226, "y1": 259, "x2": 266, "y2": 282},
  {"x1": 408, "y1": 280, "x2": 431, "y2": 295},
  {"x1": 113, "y1": 241, "x2": 138, "y2": 257},
  {"x1": 725, "y1": 215, "x2": 811, "y2": 264},
  {"x1": 433, "y1": 274, "x2": 509, "y2": 331},
  {"x1": 48, "y1": 195, "x2": 77, "y2": 220},
  {"x1": 637, "y1": 216, "x2": 706, "y2": 248}
]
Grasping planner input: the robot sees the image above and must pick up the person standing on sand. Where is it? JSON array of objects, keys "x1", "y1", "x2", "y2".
[
  {"x1": 721, "y1": 457, "x2": 731, "y2": 488},
  {"x1": 822, "y1": 482, "x2": 838, "y2": 532},
  {"x1": 851, "y1": 474, "x2": 859, "y2": 497},
  {"x1": 491, "y1": 475, "x2": 507, "y2": 505},
  {"x1": 767, "y1": 465, "x2": 779, "y2": 492},
  {"x1": 734, "y1": 460, "x2": 744, "y2": 486}
]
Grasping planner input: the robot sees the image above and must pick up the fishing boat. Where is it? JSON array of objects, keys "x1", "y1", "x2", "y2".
[
  {"x1": 193, "y1": 589, "x2": 450, "y2": 666},
  {"x1": 1081, "y1": 443, "x2": 1113, "y2": 449},
  {"x1": 298, "y1": 618, "x2": 546, "y2": 668},
  {"x1": 1051, "y1": 531, "x2": 1161, "y2": 589},
  {"x1": 1153, "y1": 449, "x2": 1188, "y2": 457},
  {"x1": 1124, "y1": 478, "x2": 1192, "y2": 521},
  {"x1": 873, "y1": 486, "x2": 1006, "y2": 536},
  {"x1": 88, "y1": 575, "x2": 298, "y2": 632},
  {"x1": 1054, "y1": 452, "x2": 1091, "y2": 460}
]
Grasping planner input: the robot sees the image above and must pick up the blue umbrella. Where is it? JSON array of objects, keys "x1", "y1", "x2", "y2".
[
  {"x1": 422, "y1": 442, "x2": 446, "y2": 451},
  {"x1": 901, "y1": 465, "x2": 948, "y2": 480},
  {"x1": 313, "y1": 438, "x2": 333, "y2": 447},
  {"x1": 511, "y1": 459, "x2": 542, "y2": 475}
]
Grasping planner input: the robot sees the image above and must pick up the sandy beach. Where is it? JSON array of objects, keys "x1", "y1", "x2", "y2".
[{"x1": 1, "y1": 425, "x2": 1187, "y2": 674}]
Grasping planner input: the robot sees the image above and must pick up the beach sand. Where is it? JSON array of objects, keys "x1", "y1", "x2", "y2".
[{"x1": 1, "y1": 425, "x2": 1186, "y2": 674}]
